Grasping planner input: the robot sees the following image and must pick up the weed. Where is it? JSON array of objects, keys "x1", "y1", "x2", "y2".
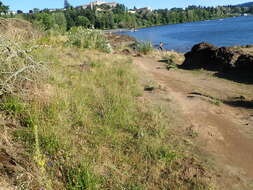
[
  {"x1": 136, "y1": 41, "x2": 153, "y2": 54},
  {"x1": 34, "y1": 125, "x2": 52, "y2": 189},
  {"x1": 67, "y1": 27, "x2": 112, "y2": 53},
  {"x1": 0, "y1": 96, "x2": 25, "y2": 115},
  {"x1": 14, "y1": 127, "x2": 60, "y2": 155},
  {"x1": 20, "y1": 115, "x2": 34, "y2": 127},
  {"x1": 163, "y1": 55, "x2": 178, "y2": 70},
  {"x1": 144, "y1": 80, "x2": 158, "y2": 91},
  {"x1": 64, "y1": 164, "x2": 100, "y2": 190},
  {"x1": 209, "y1": 98, "x2": 222, "y2": 106},
  {"x1": 157, "y1": 147, "x2": 178, "y2": 163},
  {"x1": 0, "y1": 36, "x2": 45, "y2": 96},
  {"x1": 125, "y1": 184, "x2": 144, "y2": 190}
]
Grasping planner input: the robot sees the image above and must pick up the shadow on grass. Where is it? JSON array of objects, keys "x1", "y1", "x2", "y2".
[
  {"x1": 158, "y1": 59, "x2": 169, "y2": 63},
  {"x1": 214, "y1": 72, "x2": 253, "y2": 84}
]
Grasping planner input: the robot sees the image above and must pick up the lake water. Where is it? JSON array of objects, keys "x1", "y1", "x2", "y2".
[{"x1": 119, "y1": 16, "x2": 253, "y2": 52}]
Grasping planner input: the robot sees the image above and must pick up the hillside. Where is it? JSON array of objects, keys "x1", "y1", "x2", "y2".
[{"x1": 236, "y1": 1, "x2": 253, "y2": 7}]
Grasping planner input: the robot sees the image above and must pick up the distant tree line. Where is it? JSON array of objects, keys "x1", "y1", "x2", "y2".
[{"x1": 1, "y1": 0, "x2": 253, "y2": 31}]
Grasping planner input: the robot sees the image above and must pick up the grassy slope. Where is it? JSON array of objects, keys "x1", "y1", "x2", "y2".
[{"x1": 0, "y1": 20, "x2": 214, "y2": 190}]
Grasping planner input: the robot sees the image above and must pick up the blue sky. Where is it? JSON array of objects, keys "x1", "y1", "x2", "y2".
[{"x1": 1, "y1": 0, "x2": 250, "y2": 12}]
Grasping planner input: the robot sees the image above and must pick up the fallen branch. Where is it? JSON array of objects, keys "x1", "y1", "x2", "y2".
[{"x1": 0, "y1": 35, "x2": 46, "y2": 96}]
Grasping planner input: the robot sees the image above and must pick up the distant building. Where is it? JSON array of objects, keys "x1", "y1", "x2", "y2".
[
  {"x1": 136, "y1": 7, "x2": 152, "y2": 13},
  {"x1": 10, "y1": 11, "x2": 17, "y2": 15},
  {"x1": 128, "y1": 10, "x2": 136, "y2": 14},
  {"x1": 2, "y1": 11, "x2": 17, "y2": 15},
  {"x1": 103, "y1": 2, "x2": 118, "y2": 8},
  {"x1": 91, "y1": 1, "x2": 117, "y2": 7},
  {"x1": 77, "y1": 5, "x2": 88, "y2": 9},
  {"x1": 48, "y1": 9, "x2": 57, "y2": 12},
  {"x1": 78, "y1": 1, "x2": 118, "y2": 10}
]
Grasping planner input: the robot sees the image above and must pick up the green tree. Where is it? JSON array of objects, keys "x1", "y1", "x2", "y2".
[
  {"x1": 64, "y1": 0, "x2": 71, "y2": 9},
  {"x1": 41, "y1": 13, "x2": 54, "y2": 30},
  {"x1": 249, "y1": 5, "x2": 253, "y2": 14},
  {"x1": 23, "y1": 2, "x2": 248, "y2": 31},
  {"x1": 0, "y1": 1, "x2": 9, "y2": 14},
  {"x1": 52, "y1": 12, "x2": 67, "y2": 31},
  {"x1": 77, "y1": 16, "x2": 90, "y2": 28}
]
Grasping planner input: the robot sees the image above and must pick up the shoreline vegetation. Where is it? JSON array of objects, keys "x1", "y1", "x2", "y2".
[
  {"x1": 2, "y1": 1, "x2": 253, "y2": 32},
  {"x1": 104, "y1": 14, "x2": 246, "y2": 33},
  {"x1": 103, "y1": 16, "x2": 228, "y2": 33}
]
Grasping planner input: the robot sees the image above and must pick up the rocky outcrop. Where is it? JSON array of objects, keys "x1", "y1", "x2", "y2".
[
  {"x1": 181, "y1": 42, "x2": 253, "y2": 72},
  {"x1": 181, "y1": 42, "x2": 219, "y2": 70},
  {"x1": 235, "y1": 54, "x2": 253, "y2": 71}
]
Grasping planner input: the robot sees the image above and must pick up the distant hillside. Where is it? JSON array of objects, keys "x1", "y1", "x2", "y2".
[{"x1": 236, "y1": 1, "x2": 253, "y2": 7}]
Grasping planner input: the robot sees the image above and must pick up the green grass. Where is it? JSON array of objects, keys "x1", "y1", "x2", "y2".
[
  {"x1": 0, "y1": 96, "x2": 25, "y2": 115},
  {"x1": 0, "y1": 30, "x2": 215, "y2": 190},
  {"x1": 162, "y1": 55, "x2": 178, "y2": 70},
  {"x1": 64, "y1": 164, "x2": 100, "y2": 190},
  {"x1": 136, "y1": 41, "x2": 153, "y2": 55},
  {"x1": 67, "y1": 27, "x2": 112, "y2": 53},
  {"x1": 209, "y1": 98, "x2": 222, "y2": 106}
]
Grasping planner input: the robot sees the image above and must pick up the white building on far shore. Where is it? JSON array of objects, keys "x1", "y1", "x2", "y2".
[{"x1": 78, "y1": 1, "x2": 118, "y2": 10}]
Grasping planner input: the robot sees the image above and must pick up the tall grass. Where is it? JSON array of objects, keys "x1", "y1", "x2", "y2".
[
  {"x1": 0, "y1": 29, "x2": 214, "y2": 189},
  {"x1": 67, "y1": 27, "x2": 112, "y2": 53},
  {"x1": 136, "y1": 41, "x2": 153, "y2": 54}
]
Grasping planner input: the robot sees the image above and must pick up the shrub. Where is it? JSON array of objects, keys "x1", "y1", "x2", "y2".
[
  {"x1": 0, "y1": 96, "x2": 25, "y2": 115},
  {"x1": 163, "y1": 55, "x2": 178, "y2": 70},
  {"x1": 52, "y1": 12, "x2": 67, "y2": 31},
  {"x1": 0, "y1": 36, "x2": 45, "y2": 96},
  {"x1": 136, "y1": 41, "x2": 153, "y2": 54},
  {"x1": 67, "y1": 27, "x2": 112, "y2": 53},
  {"x1": 64, "y1": 164, "x2": 100, "y2": 190}
]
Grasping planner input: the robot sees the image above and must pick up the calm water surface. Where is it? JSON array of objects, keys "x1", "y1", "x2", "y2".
[{"x1": 119, "y1": 16, "x2": 253, "y2": 52}]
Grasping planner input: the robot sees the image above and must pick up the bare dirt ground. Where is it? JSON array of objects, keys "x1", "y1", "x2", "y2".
[{"x1": 134, "y1": 56, "x2": 253, "y2": 190}]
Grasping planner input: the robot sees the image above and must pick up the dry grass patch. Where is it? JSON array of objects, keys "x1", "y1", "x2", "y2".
[
  {"x1": 151, "y1": 50, "x2": 185, "y2": 64},
  {"x1": 0, "y1": 18, "x2": 40, "y2": 41}
]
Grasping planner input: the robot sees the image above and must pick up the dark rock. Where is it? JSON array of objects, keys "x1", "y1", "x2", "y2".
[
  {"x1": 121, "y1": 48, "x2": 131, "y2": 55},
  {"x1": 181, "y1": 42, "x2": 253, "y2": 73},
  {"x1": 216, "y1": 47, "x2": 239, "y2": 71},
  {"x1": 144, "y1": 86, "x2": 155, "y2": 91},
  {"x1": 181, "y1": 42, "x2": 219, "y2": 70},
  {"x1": 235, "y1": 54, "x2": 253, "y2": 71}
]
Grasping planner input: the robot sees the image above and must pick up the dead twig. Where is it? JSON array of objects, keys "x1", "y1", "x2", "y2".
[{"x1": 0, "y1": 35, "x2": 46, "y2": 96}]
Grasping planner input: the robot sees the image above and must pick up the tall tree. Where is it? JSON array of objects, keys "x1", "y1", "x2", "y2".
[
  {"x1": 0, "y1": 1, "x2": 9, "y2": 14},
  {"x1": 64, "y1": 0, "x2": 71, "y2": 9}
]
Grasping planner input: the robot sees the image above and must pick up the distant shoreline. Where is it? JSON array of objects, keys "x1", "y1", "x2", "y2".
[
  {"x1": 111, "y1": 15, "x2": 253, "y2": 53},
  {"x1": 104, "y1": 28, "x2": 130, "y2": 33},
  {"x1": 105, "y1": 15, "x2": 253, "y2": 35}
]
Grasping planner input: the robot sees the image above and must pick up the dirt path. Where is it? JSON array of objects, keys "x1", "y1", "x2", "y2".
[{"x1": 134, "y1": 57, "x2": 253, "y2": 189}]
